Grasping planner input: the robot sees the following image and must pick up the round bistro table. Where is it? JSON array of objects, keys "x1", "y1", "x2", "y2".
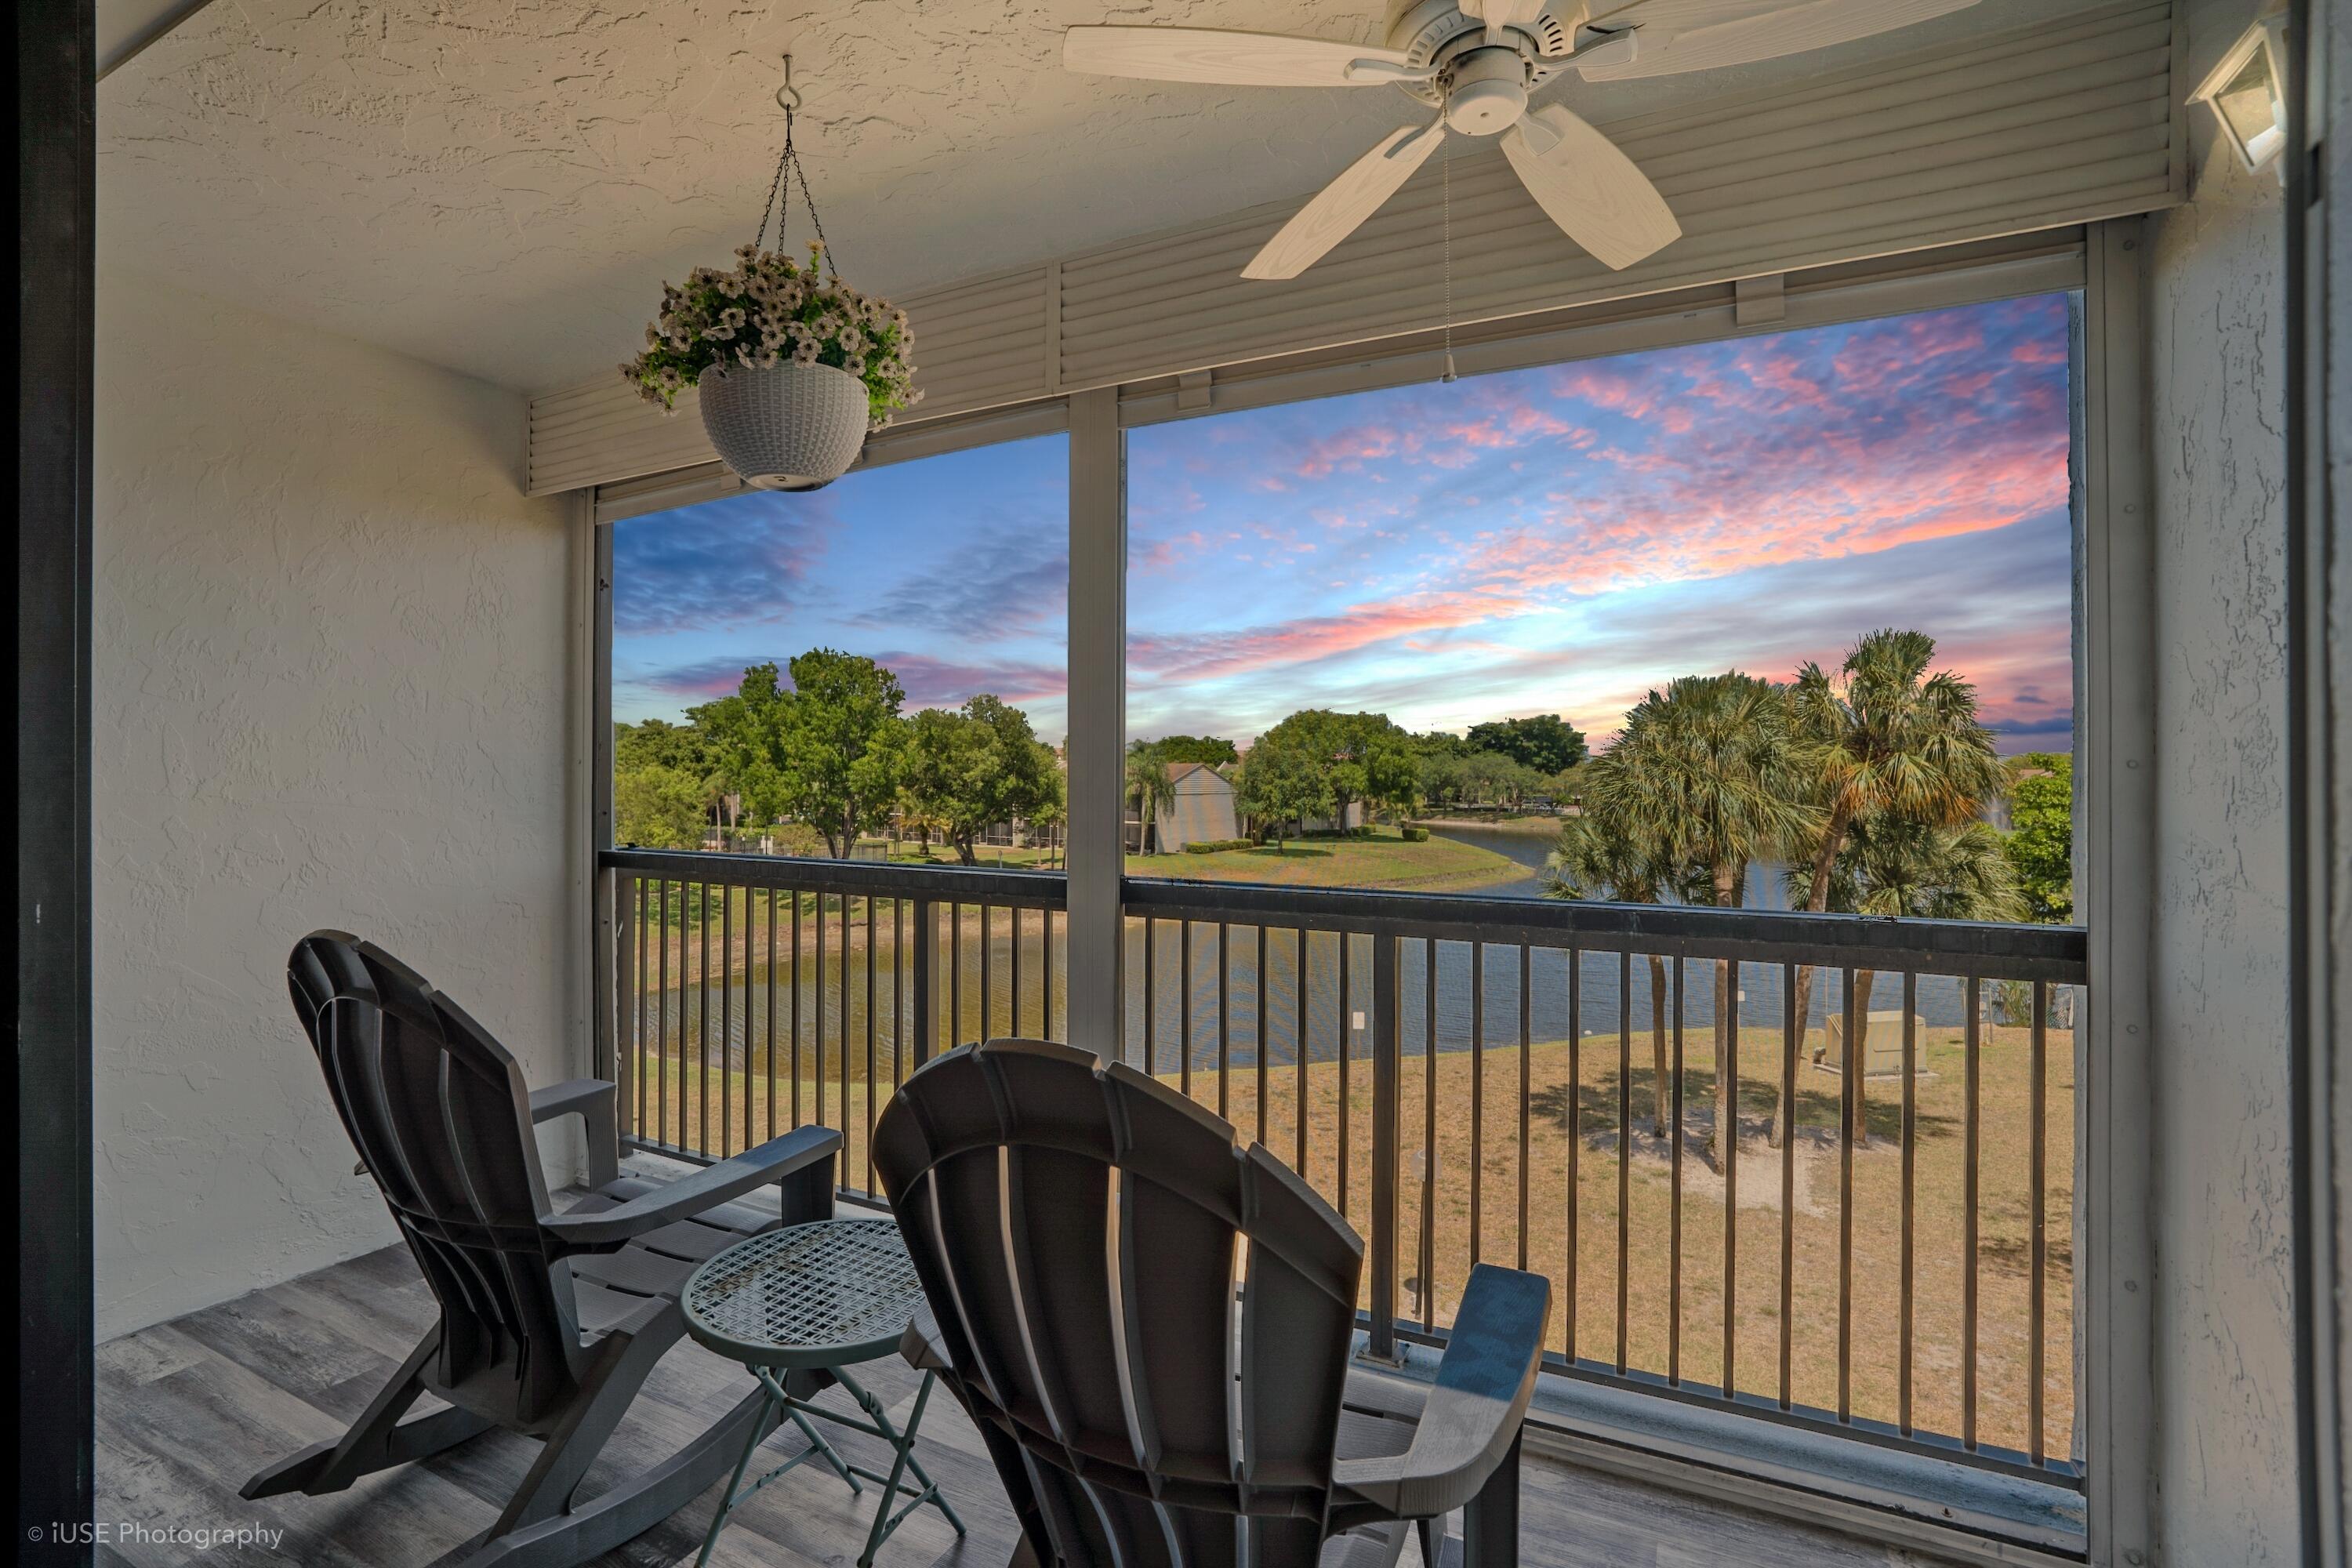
[{"x1": 681, "y1": 1218, "x2": 965, "y2": 1568}]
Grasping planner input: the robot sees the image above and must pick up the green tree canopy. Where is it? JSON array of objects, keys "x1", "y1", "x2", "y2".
[
  {"x1": 1465, "y1": 713, "x2": 1588, "y2": 774},
  {"x1": 2003, "y1": 751, "x2": 2074, "y2": 921},
  {"x1": 898, "y1": 695, "x2": 1063, "y2": 866},
  {"x1": 1255, "y1": 709, "x2": 1418, "y2": 826},
  {"x1": 693, "y1": 652, "x2": 906, "y2": 857},
  {"x1": 1234, "y1": 731, "x2": 1333, "y2": 851},
  {"x1": 614, "y1": 763, "x2": 710, "y2": 850},
  {"x1": 1137, "y1": 734, "x2": 1239, "y2": 768}
]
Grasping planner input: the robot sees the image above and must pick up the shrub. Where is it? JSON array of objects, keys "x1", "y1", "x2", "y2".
[
  {"x1": 1181, "y1": 838, "x2": 1254, "y2": 855},
  {"x1": 1400, "y1": 826, "x2": 1429, "y2": 842}
]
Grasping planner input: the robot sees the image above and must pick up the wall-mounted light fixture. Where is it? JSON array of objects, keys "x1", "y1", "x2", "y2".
[{"x1": 2187, "y1": 13, "x2": 2290, "y2": 181}]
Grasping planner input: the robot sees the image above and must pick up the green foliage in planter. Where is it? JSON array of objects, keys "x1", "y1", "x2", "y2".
[{"x1": 620, "y1": 242, "x2": 919, "y2": 432}]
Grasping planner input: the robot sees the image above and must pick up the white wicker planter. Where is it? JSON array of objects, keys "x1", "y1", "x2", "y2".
[{"x1": 698, "y1": 361, "x2": 869, "y2": 492}]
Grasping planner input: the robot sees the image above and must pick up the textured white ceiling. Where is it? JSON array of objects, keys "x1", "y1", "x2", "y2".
[{"x1": 96, "y1": 0, "x2": 2102, "y2": 394}]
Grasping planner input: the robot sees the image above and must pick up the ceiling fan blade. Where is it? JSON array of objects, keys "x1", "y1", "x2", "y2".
[
  {"x1": 1501, "y1": 105, "x2": 1680, "y2": 270},
  {"x1": 1243, "y1": 120, "x2": 1447, "y2": 280},
  {"x1": 1063, "y1": 26, "x2": 1414, "y2": 86},
  {"x1": 1576, "y1": 0, "x2": 1979, "y2": 79}
]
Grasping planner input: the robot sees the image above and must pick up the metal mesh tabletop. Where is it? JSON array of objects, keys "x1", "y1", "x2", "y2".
[{"x1": 683, "y1": 1218, "x2": 927, "y2": 1369}]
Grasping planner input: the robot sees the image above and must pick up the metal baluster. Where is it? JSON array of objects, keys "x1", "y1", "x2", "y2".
[
  {"x1": 2030, "y1": 978, "x2": 2049, "y2": 1465},
  {"x1": 720, "y1": 885, "x2": 732, "y2": 1159},
  {"x1": 1518, "y1": 944, "x2": 1531, "y2": 1272},
  {"x1": 766, "y1": 888, "x2": 779, "y2": 1141},
  {"x1": 866, "y1": 892, "x2": 877, "y2": 1194},
  {"x1": 981, "y1": 905, "x2": 994, "y2": 1042},
  {"x1": 1181, "y1": 920, "x2": 1194, "y2": 1099},
  {"x1": 1257, "y1": 924, "x2": 1269, "y2": 1145},
  {"x1": 1423, "y1": 936, "x2": 1439, "y2": 1333},
  {"x1": 1669, "y1": 954, "x2": 1684, "y2": 1386},
  {"x1": 1566, "y1": 949, "x2": 1581, "y2": 1361},
  {"x1": 1338, "y1": 931, "x2": 1351, "y2": 1219},
  {"x1": 1617, "y1": 949, "x2": 1632, "y2": 1376},
  {"x1": 950, "y1": 905, "x2": 964, "y2": 1047},
  {"x1": 912, "y1": 898, "x2": 933, "y2": 1068},
  {"x1": 699, "y1": 883, "x2": 712, "y2": 1156},
  {"x1": 1218, "y1": 922, "x2": 1231, "y2": 1120},
  {"x1": 1370, "y1": 933, "x2": 1399, "y2": 1360},
  {"x1": 1900, "y1": 971, "x2": 1918, "y2": 1436},
  {"x1": 1043, "y1": 908, "x2": 1054, "y2": 1040},
  {"x1": 1780, "y1": 960, "x2": 1796, "y2": 1410},
  {"x1": 1469, "y1": 941, "x2": 1483, "y2": 1268},
  {"x1": 659, "y1": 880, "x2": 671, "y2": 1149},
  {"x1": 1964, "y1": 975, "x2": 1980, "y2": 1450},
  {"x1": 634, "y1": 877, "x2": 649, "y2": 1145},
  {"x1": 791, "y1": 891, "x2": 804, "y2": 1130},
  {"x1": 1144, "y1": 916, "x2": 1157, "y2": 1076},
  {"x1": 1838, "y1": 966, "x2": 1857, "y2": 1424},
  {"x1": 815, "y1": 891, "x2": 827, "y2": 1133},
  {"x1": 841, "y1": 891, "x2": 853, "y2": 1180},
  {"x1": 1724, "y1": 957, "x2": 1740, "y2": 1399},
  {"x1": 1011, "y1": 906, "x2": 1023, "y2": 1036},
  {"x1": 1295, "y1": 927, "x2": 1308, "y2": 1175},
  {"x1": 891, "y1": 898, "x2": 903, "y2": 1102}
]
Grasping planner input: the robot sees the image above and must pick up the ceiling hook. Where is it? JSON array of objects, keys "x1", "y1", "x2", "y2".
[{"x1": 776, "y1": 54, "x2": 802, "y2": 114}]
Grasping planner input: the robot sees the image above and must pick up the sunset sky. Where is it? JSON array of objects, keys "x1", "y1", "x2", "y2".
[{"x1": 612, "y1": 292, "x2": 2077, "y2": 756}]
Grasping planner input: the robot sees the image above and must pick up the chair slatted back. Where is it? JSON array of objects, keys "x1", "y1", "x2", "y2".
[
  {"x1": 288, "y1": 931, "x2": 583, "y2": 1426},
  {"x1": 875, "y1": 1039, "x2": 1363, "y2": 1568}
]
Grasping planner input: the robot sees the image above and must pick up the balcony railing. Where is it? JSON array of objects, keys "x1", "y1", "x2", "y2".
[{"x1": 597, "y1": 847, "x2": 2086, "y2": 1492}]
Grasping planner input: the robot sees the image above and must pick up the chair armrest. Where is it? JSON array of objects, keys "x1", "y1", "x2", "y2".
[
  {"x1": 528, "y1": 1078, "x2": 619, "y2": 1189},
  {"x1": 1332, "y1": 1263, "x2": 1549, "y2": 1521},
  {"x1": 540, "y1": 1123, "x2": 841, "y2": 1252},
  {"x1": 899, "y1": 1301, "x2": 953, "y2": 1374}
]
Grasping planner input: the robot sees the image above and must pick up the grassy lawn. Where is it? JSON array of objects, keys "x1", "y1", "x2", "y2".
[
  {"x1": 1127, "y1": 826, "x2": 1527, "y2": 892},
  {"x1": 626, "y1": 986, "x2": 2071, "y2": 1465}
]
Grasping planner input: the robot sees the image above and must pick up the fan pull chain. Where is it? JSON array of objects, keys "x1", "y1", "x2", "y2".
[{"x1": 1440, "y1": 129, "x2": 1457, "y2": 383}]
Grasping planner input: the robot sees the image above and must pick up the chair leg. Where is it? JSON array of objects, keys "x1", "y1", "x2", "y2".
[
  {"x1": 1457, "y1": 1431, "x2": 1520, "y2": 1568},
  {"x1": 242, "y1": 1327, "x2": 486, "y2": 1499},
  {"x1": 487, "y1": 1316, "x2": 677, "y2": 1540},
  {"x1": 458, "y1": 1383, "x2": 775, "y2": 1568}
]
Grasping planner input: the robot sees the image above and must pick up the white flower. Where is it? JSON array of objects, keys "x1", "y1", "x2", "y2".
[
  {"x1": 791, "y1": 339, "x2": 819, "y2": 365},
  {"x1": 844, "y1": 355, "x2": 866, "y2": 376}
]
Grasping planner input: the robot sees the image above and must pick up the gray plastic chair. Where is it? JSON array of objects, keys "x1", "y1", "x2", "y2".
[
  {"x1": 242, "y1": 931, "x2": 843, "y2": 1568},
  {"x1": 874, "y1": 1036, "x2": 1549, "y2": 1568}
]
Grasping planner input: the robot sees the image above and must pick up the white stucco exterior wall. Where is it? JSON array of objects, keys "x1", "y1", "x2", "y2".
[
  {"x1": 2143, "y1": 0, "x2": 2296, "y2": 1559},
  {"x1": 93, "y1": 274, "x2": 580, "y2": 1339}
]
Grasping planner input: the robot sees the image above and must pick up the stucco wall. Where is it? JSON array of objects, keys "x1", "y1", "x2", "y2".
[
  {"x1": 2143, "y1": 0, "x2": 2296, "y2": 1558},
  {"x1": 93, "y1": 274, "x2": 580, "y2": 1339}
]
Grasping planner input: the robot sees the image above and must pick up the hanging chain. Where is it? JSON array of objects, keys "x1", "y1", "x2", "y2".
[
  {"x1": 751, "y1": 56, "x2": 840, "y2": 281},
  {"x1": 1440, "y1": 124, "x2": 1457, "y2": 383}
]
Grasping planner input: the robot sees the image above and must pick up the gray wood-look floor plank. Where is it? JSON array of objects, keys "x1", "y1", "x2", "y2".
[{"x1": 95, "y1": 1240, "x2": 1951, "y2": 1568}]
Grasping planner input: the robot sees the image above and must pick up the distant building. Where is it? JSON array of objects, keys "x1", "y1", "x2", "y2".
[{"x1": 1131, "y1": 760, "x2": 1240, "y2": 851}]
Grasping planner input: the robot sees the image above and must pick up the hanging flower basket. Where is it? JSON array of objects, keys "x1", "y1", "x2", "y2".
[{"x1": 619, "y1": 67, "x2": 916, "y2": 492}]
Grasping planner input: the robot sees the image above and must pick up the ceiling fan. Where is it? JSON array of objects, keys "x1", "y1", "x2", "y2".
[{"x1": 1064, "y1": 0, "x2": 1982, "y2": 279}]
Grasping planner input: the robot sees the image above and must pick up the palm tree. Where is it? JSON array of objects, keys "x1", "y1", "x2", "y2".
[
  {"x1": 1548, "y1": 807, "x2": 1682, "y2": 1138},
  {"x1": 1125, "y1": 749, "x2": 1174, "y2": 855},
  {"x1": 1592, "y1": 674, "x2": 1813, "y2": 1166},
  {"x1": 1832, "y1": 812, "x2": 2023, "y2": 1144},
  {"x1": 1778, "y1": 630, "x2": 2004, "y2": 1145}
]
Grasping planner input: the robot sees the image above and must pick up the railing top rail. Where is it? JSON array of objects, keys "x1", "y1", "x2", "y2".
[
  {"x1": 1121, "y1": 877, "x2": 2087, "y2": 983},
  {"x1": 601, "y1": 847, "x2": 1069, "y2": 907}
]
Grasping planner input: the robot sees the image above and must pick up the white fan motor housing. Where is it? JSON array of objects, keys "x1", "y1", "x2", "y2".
[{"x1": 1446, "y1": 47, "x2": 1530, "y2": 132}]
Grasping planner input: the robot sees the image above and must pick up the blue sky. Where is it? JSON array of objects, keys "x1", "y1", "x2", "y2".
[{"x1": 614, "y1": 292, "x2": 2076, "y2": 755}]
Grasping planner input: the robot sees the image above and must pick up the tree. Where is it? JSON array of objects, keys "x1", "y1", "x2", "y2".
[
  {"x1": 1833, "y1": 812, "x2": 2024, "y2": 1144},
  {"x1": 1235, "y1": 733, "x2": 1331, "y2": 851},
  {"x1": 1548, "y1": 804, "x2": 1685, "y2": 1139},
  {"x1": 1257, "y1": 709, "x2": 1417, "y2": 827},
  {"x1": 1779, "y1": 629, "x2": 2004, "y2": 1145},
  {"x1": 1124, "y1": 747, "x2": 1176, "y2": 854},
  {"x1": 898, "y1": 695, "x2": 1062, "y2": 866},
  {"x1": 1466, "y1": 713, "x2": 1588, "y2": 775},
  {"x1": 706, "y1": 651, "x2": 906, "y2": 858},
  {"x1": 615, "y1": 764, "x2": 709, "y2": 850},
  {"x1": 1142, "y1": 734, "x2": 1240, "y2": 768},
  {"x1": 1606, "y1": 673, "x2": 1813, "y2": 1167},
  {"x1": 2003, "y1": 752, "x2": 2074, "y2": 921}
]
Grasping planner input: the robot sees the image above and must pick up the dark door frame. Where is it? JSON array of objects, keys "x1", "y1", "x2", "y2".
[{"x1": 16, "y1": 0, "x2": 96, "y2": 1561}]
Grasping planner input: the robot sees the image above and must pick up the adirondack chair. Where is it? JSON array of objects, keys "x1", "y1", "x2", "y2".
[
  {"x1": 243, "y1": 931, "x2": 843, "y2": 1568},
  {"x1": 873, "y1": 1036, "x2": 1550, "y2": 1568}
]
